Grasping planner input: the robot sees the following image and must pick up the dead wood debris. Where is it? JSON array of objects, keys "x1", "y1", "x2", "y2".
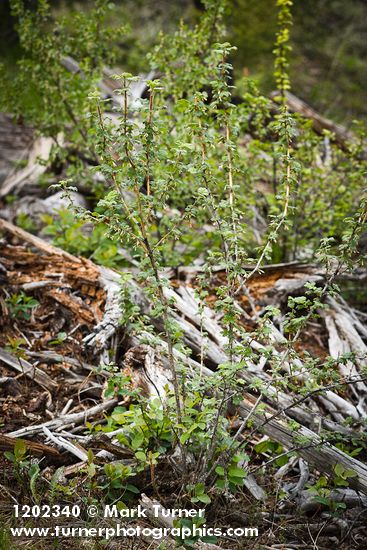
[
  {"x1": 0, "y1": 433, "x2": 62, "y2": 461},
  {"x1": 0, "y1": 217, "x2": 366, "y2": 469},
  {"x1": 0, "y1": 220, "x2": 366, "y2": 547},
  {"x1": 1, "y1": 88, "x2": 367, "y2": 547}
]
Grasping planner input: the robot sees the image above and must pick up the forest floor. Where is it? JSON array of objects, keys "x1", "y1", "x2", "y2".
[{"x1": 0, "y1": 93, "x2": 367, "y2": 549}]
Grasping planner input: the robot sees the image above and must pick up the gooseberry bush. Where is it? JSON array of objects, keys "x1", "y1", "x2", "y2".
[
  {"x1": 58, "y1": 0, "x2": 367, "y2": 508},
  {"x1": 2, "y1": 0, "x2": 367, "y2": 540}
]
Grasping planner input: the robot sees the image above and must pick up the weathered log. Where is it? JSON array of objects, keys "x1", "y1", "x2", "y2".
[
  {"x1": 298, "y1": 488, "x2": 367, "y2": 513},
  {"x1": 25, "y1": 350, "x2": 107, "y2": 375},
  {"x1": 83, "y1": 264, "x2": 123, "y2": 349},
  {"x1": 0, "y1": 114, "x2": 34, "y2": 184},
  {"x1": 0, "y1": 348, "x2": 58, "y2": 391},
  {"x1": 61, "y1": 55, "x2": 155, "y2": 111},
  {"x1": 239, "y1": 396, "x2": 367, "y2": 495},
  {"x1": 0, "y1": 218, "x2": 132, "y2": 349},
  {"x1": 42, "y1": 427, "x2": 88, "y2": 462},
  {"x1": 0, "y1": 135, "x2": 54, "y2": 197},
  {"x1": 3, "y1": 191, "x2": 88, "y2": 228},
  {"x1": 8, "y1": 399, "x2": 118, "y2": 438},
  {"x1": 0, "y1": 433, "x2": 62, "y2": 461},
  {"x1": 163, "y1": 283, "x2": 362, "y2": 421},
  {"x1": 0, "y1": 217, "x2": 76, "y2": 261},
  {"x1": 271, "y1": 90, "x2": 367, "y2": 158},
  {"x1": 125, "y1": 337, "x2": 367, "y2": 496}
]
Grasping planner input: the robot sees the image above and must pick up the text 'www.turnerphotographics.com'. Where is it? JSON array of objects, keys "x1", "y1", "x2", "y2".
[{"x1": 11, "y1": 504, "x2": 259, "y2": 541}]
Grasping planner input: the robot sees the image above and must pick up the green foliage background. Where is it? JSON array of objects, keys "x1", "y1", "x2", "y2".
[{"x1": 1, "y1": 0, "x2": 367, "y2": 122}]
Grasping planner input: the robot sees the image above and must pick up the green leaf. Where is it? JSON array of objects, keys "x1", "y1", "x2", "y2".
[
  {"x1": 135, "y1": 451, "x2": 146, "y2": 462},
  {"x1": 313, "y1": 496, "x2": 330, "y2": 505},
  {"x1": 195, "y1": 494, "x2": 211, "y2": 504},
  {"x1": 131, "y1": 432, "x2": 144, "y2": 450},
  {"x1": 29, "y1": 463, "x2": 40, "y2": 501},
  {"x1": 14, "y1": 439, "x2": 27, "y2": 460},
  {"x1": 194, "y1": 483, "x2": 205, "y2": 493},
  {"x1": 180, "y1": 431, "x2": 191, "y2": 444},
  {"x1": 334, "y1": 463, "x2": 345, "y2": 478},
  {"x1": 215, "y1": 479, "x2": 225, "y2": 490},
  {"x1": 343, "y1": 469, "x2": 358, "y2": 479},
  {"x1": 254, "y1": 440, "x2": 272, "y2": 454},
  {"x1": 275, "y1": 455, "x2": 289, "y2": 467},
  {"x1": 4, "y1": 451, "x2": 15, "y2": 462},
  {"x1": 228, "y1": 466, "x2": 247, "y2": 478},
  {"x1": 126, "y1": 484, "x2": 140, "y2": 494}
]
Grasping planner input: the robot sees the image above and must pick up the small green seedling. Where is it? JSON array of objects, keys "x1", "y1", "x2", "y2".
[{"x1": 6, "y1": 292, "x2": 39, "y2": 320}]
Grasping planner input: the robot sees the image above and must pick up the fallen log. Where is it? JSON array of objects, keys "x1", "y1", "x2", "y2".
[
  {"x1": 270, "y1": 90, "x2": 367, "y2": 158},
  {"x1": 125, "y1": 340, "x2": 367, "y2": 496},
  {"x1": 239, "y1": 398, "x2": 367, "y2": 495},
  {"x1": 8, "y1": 399, "x2": 118, "y2": 438},
  {"x1": 61, "y1": 55, "x2": 155, "y2": 111},
  {"x1": 0, "y1": 348, "x2": 57, "y2": 391},
  {"x1": 0, "y1": 433, "x2": 62, "y2": 461},
  {"x1": 42, "y1": 427, "x2": 88, "y2": 462},
  {"x1": 0, "y1": 114, "x2": 34, "y2": 184},
  {"x1": 298, "y1": 488, "x2": 367, "y2": 513},
  {"x1": 25, "y1": 350, "x2": 110, "y2": 377},
  {"x1": 0, "y1": 217, "x2": 76, "y2": 261},
  {"x1": 161, "y1": 283, "x2": 363, "y2": 421},
  {"x1": 0, "y1": 135, "x2": 54, "y2": 198}
]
